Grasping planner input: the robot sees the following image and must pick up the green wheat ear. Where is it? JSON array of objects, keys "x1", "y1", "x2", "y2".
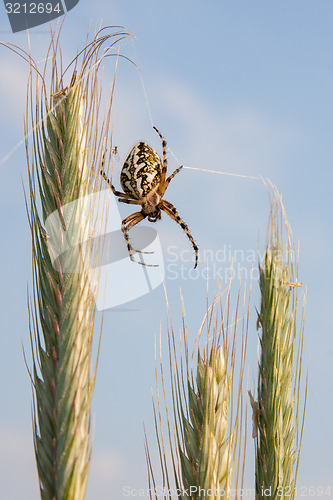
[
  {"x1": 251, "y1": 184, "x2": 307, "y2": 500},
  {"x1": 23, "y1": 27, "x2": 131, "y2": 500},
  {"x1": 179, "y1": 344, "x2": 233, "y2": 498},
  {"x1": 146, "y1": 285, "x2": 248, "y2": 500}
]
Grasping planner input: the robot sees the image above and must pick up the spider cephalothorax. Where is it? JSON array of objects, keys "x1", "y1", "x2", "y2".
[{"x1": 101, "y1": 127, "x2": 198, "y2": 268}]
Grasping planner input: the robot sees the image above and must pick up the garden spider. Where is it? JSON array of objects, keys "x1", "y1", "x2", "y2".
[{"x1": 100, "y1": 127, "x2": 198, "y2": 268}]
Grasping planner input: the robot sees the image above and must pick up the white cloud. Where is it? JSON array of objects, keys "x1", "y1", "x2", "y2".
[
  {"x1": 0, "y1": 425, "x2": 126, "y2": 500},
  {"x1": 0, "y1": 60, "x2": 29, "y2": 121},
  {"x1": 149, "y1": 76, "x2": 299, "y2": 177},
  {"x1": 0, "y1": 426, "x2": 39, "y2": 500},
  {"x1": 90, "y1": 446, "x2": 125, "y2": 482}
]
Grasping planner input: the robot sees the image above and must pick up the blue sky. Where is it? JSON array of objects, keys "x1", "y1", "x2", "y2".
[{"x1": 0, "y1": 1, "x2": 332, "y2": 498}]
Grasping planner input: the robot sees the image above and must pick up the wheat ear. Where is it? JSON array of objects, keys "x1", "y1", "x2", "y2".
[
  {"x1": 146, "y1": 283, "x2": 248, "y2": 500},
  {"x1": 24, "y1": 27, "x2": 130, "y2": 499},
  {"x1": 252, "y1": 184, "x2": 307, "y2": 500}
]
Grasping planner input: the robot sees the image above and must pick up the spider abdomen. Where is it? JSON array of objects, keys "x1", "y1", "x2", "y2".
[{"x1": 120, "y1": 142, "x2": 162, "y2": 199}]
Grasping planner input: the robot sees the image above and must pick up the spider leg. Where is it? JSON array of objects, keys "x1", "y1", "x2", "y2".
[
  {"x1": 118, "y1": 198, "x2": 141, "y2": 205},
  {"x1": 153, "y1": 126, "x2": 168, "y2": 185},
  {"x1": 122, "y1": 212, "x2": 158, "y2": 267},
  {"x1": 160, "y1": 200, "x2": 198, "y2": 269},
  {"x1": 100, "y1": 169, "x2": 134, "y2": 199},
  {"x1": 159, "y1": 165, "x2": 183, "y2": 196}
]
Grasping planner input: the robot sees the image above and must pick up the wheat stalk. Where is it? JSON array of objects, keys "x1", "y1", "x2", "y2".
[
  {"x1": 21, "y1": 26, "x2": 130, "y2": 500},
  {"x1": 251, "y1": 184, "x2": 307, "y2": 500},
  {"x1": 146, "y1": 283, "x2": 248, "y2": 500}
]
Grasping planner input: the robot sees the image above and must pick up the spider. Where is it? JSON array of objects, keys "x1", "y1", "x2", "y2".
[{"x1": 100, "y1": 127, "x2": 198, "y2": 268}]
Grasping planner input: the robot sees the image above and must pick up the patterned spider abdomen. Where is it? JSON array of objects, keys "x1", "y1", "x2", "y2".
[{"x1": 120, "y1": 142, "x2": 162, "y2": 200}]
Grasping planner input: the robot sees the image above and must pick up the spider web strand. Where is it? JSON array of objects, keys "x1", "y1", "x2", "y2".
[
  {"x1": 182, "y1": 165, "x2": 259, "y2": 180},
  {"x1": 132, "y1": 42, "x2": 259, "y2": 182}
]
